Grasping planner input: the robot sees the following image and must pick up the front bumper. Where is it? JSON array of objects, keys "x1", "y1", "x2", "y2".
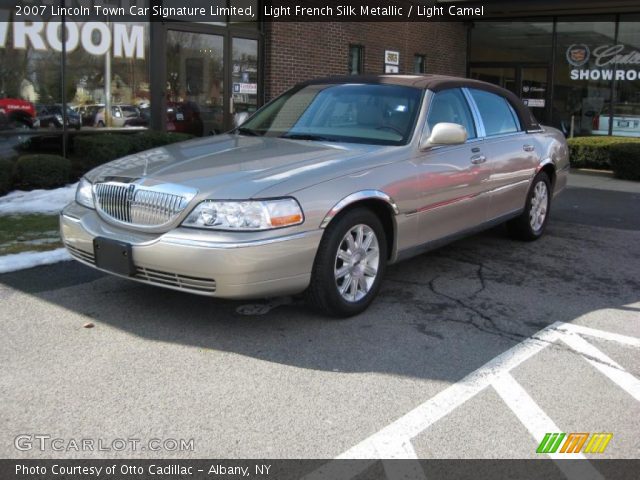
[{"x1": 60, "y1": 202, "x2": 322, "y2": 299}]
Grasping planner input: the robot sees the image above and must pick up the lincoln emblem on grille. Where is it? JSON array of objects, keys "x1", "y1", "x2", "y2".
[{"x1": 127, "y1": 184, "x2": 136, "y2": 201}]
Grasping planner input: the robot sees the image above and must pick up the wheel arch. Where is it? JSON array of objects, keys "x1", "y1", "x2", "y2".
[
  {"x1": 537, "y1": 158, "x2": 557, "y2": 189},
  {"x1": 320, "y1": 190, "x2": 398, "y2": 260}
]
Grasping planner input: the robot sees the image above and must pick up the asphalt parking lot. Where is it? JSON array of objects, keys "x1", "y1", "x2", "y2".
[{"x1": 1, "y1": 173, "x2": 639, "y2": 468}]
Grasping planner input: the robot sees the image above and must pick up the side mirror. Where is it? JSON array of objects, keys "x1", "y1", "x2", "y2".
[
  {"x1": 420, "y1": 122, "x2": 468, "y2": 150},
  {"x1": 234, "y1": 111, "x2": 249, "y2": 127}
]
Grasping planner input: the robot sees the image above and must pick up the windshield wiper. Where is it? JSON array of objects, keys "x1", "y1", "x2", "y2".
[
  {"x1": 235, "y1": 127, "x2": 260, "y2": 136},
  {"x1": 281, "y1": 133, "x2": 332, "y2": 141}
]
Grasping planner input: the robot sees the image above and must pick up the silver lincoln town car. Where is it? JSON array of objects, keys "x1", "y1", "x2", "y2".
[{"x1": 61, "y1": 75, "x2": 569, "y2": 317}]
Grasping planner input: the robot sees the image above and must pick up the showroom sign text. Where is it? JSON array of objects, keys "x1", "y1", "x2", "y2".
[{"x1": 0, "y1": 14, "x2": 145, "y2": 59}]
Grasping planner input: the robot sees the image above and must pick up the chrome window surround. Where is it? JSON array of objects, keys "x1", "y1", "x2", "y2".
[
  {"x1": 419, "y1": 87, "x2": 533, "y2": 146},
  {"x1": 462, "y1": 87, "x2": 527, "y2": 138}
]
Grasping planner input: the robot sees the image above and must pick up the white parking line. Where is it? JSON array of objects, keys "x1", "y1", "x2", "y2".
[
  {"x1": 558, "y1": 330, "x2": 640, "y2": 402},
  {"x1": 493, "y1": 373, "x2": 602, "y2": 480},
  {"x1": 304, "y1": 321, "x2": 640, "y2": 480},
  {"x1": 557, "y1": 323, "x2": 640, "y2": 347}
]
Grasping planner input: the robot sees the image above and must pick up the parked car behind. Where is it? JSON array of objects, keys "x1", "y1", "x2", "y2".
[
  {"x1": 166, "y1": 101, "x2": 204, "y2": 136},
  {"x1": 592, "y1": 103, "x2": 640, "y2": 137},
  {"x1": 77, "y1": 104, "x2": 104, "y2": 127},
  {"x1": 0, "y1": 97, "x2": 39, "y2": 130},
  {"x1": 94, "y1": 105, "x2": 141, "y2": 127},
  {"x1": 37, "y1": 104, "x2": 81, "y2": 130},
  {"x1": 62, "y1": 75, "x2": 569, "y2": 316},
  {"x1": 123, "y1": 103, "x2": 205, "y2": 135}
]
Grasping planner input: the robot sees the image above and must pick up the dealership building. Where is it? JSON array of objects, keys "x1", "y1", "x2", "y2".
[{"x1": 1, "y1": 0, "x2": 640, "y2": 162}]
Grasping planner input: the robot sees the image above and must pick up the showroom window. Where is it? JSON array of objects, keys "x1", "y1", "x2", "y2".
[
  {"x1": 469, "y1": 16, "x2": 640, "y2": 137},
  {"x1": 469, "y1": 20, "x2": 554, "y2": 63},
  {"x1": 611, "y1": 14, "x2": 640, "y2": 137},
  {"x1": 349, "y1": 45, "x2": 364, "y2": 75},
  {"x1": 0, "y1": 1, "x2": 151, "y2": 162},
  {"x1": 553, "y1": 17, "x2": 616, "y2": 137}
]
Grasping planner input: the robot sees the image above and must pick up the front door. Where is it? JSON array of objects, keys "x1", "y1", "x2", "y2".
[
  {"x1": 166, "y1": 30, "x2": 226, "y2": 136},
  {"x1": 164, "y1": 29, "x2": 261, "y2": 135},
  {"x1": 415, "y1": 88, "x2": 491, "y2": 244}
]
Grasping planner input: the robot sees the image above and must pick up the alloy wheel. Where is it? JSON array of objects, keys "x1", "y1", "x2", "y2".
[
  {"x1": 334, "y1": 224, "x2": 380, "y2": 302},
  {"x1": 529, "y1": 180, "x2": 548, "y2": 232}
]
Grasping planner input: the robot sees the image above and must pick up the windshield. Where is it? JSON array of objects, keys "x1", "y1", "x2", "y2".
[{"x1": 239, "y1": 83, "x2": 423, "y2": 145}]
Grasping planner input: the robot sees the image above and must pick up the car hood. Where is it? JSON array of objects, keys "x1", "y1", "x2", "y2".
[{"x1": 86, "y1": 134, "x2": 396, "y2": 199}]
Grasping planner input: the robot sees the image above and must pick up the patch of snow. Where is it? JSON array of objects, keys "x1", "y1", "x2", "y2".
[
  {"x1": 0, "y1": 183, "x2": 77, "y2": 215},
  {"x1": 0, "y1": 248, "x2": 72, "y2": 274}
]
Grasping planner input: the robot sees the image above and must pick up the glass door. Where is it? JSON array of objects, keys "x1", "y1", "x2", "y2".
[
  {"x1": 166, "y1": 30, "x2": 225, "y2": 136},
  {"x1": 521, "y1": 67, "x2": 549, "y2": 125},
  {"x1": 469, "y1": 65, "x2": 551, "y2": 124},
  {"x1": 469, "y1": 67, "x2": 518, "y2": 96},
  {"x1": 230, "y1": 37, "x2": 259, "y2": 128}
]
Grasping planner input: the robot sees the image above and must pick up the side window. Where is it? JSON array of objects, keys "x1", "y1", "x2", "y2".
[
  {"x1": 426, "y1": 89, "x2": 476, "y2": 140},
  {"x1": 469, "y1": 89, "x2": 520, "y2": 136}
]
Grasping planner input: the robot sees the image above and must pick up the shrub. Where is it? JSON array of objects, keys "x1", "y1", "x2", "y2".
[
  {"x1": 127, "y1": 131, "x2": 193, "y2": 154},
  {"x1": 14, "y1": 154, "x2": 71, "y2": 190},
  {"x1": 72, "y1": 131, "x2": 194, "y2": 176},
  {"x1": 568, "y1": 136, "x2": 640, "y2": 169},
  {"x1": 73, "y1": 134, "x2": 132, "y2": 171},
  {"x1": 609, "y1": 143, "x2": 640, "y2": 181},
  {"x1": 0, "y1": 158, "x2": 15, "y2": 195}
]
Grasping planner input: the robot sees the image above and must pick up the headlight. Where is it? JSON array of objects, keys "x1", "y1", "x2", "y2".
[
  {"x1": 182, "y1": 198, "x2": 304, "y2": 230},
  {"x1": 75, "y1": 177, "x2": 95, "y2": 209}
]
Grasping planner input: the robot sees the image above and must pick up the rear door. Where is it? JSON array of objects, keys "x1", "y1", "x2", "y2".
[
  {"x1": 465, "y1": 88, "x2": 539, "y2": 220},
  {"x1": 415, "y1": 88, "x2": 491, "y2": 244}
]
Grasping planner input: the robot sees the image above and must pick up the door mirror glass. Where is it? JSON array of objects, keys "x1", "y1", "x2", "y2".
[
  {"x1": 234, "y1": 111, "x2": 250, "y2": 127},
  {"x1": 421, "y1": 122, "x2": 467, "y2": 149}
]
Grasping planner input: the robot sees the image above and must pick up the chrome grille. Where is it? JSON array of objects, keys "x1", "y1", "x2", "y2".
[
  {"x1": 94, "y1": 182, "x2": 196, "y2": 227},
  {"x1": 135, "y1": 266, "x2": 216, "y2": 293}
]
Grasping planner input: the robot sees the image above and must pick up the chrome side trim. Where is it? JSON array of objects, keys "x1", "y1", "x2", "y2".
[
  {"x1": 160, "y1": 229, "x2": 320, "y2": 249},
  {"x1": 405, "y1": 191, "x2": 482, "y2": 217},
  {"x1": 488, "y1": 179, "x2": 531, "y2": 194},
  {"x1": 320, "y1": 190, "x2": 400, "y2": 228}
]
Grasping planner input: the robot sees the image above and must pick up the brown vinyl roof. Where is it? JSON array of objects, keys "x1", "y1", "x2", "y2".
[{"x1": 301, "y1": 74, "x2": 541, "y2": 131}]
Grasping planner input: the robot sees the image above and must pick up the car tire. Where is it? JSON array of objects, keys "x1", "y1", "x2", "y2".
[
  {"x1": 306, "y1": 208, "x2": 387, "y2": 317},
  {"x1": 507, "y1": 171, "x2": 552, "y2": 241}
]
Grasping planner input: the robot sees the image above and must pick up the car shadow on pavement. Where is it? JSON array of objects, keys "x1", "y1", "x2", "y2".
[{"x1": 2, "y1": 214, "x2": 639, "y2": 384}]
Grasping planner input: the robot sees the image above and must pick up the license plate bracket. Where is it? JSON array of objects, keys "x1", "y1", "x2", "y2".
[{"x1": 93, "y1": 237, "x2": 135, "y2": 276}]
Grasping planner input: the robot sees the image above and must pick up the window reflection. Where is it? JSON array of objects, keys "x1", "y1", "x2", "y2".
[{"x1": 553, "y1": 18, "x2": 616, "y2": 136}]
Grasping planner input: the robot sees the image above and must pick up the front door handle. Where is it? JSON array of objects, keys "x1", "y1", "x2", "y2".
[
  {"x1": 470, "y1": 154, "x2": 487, "y2": 165},
  {"x1": 523, "y1": 144, "x2": 535, "y2": 152}
]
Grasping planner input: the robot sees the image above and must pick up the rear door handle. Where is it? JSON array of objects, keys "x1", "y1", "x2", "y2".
[
  {"x1": 470, "y1": 154, "x2": 486, "y2": 165},
  {"x1": 523, "y1": 144, "x2": 535, "y2": 152}
]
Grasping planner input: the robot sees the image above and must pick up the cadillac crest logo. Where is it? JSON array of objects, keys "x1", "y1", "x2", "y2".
[{"x1": 566, "y1": 44, "x2": 590, "y2": 67}]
